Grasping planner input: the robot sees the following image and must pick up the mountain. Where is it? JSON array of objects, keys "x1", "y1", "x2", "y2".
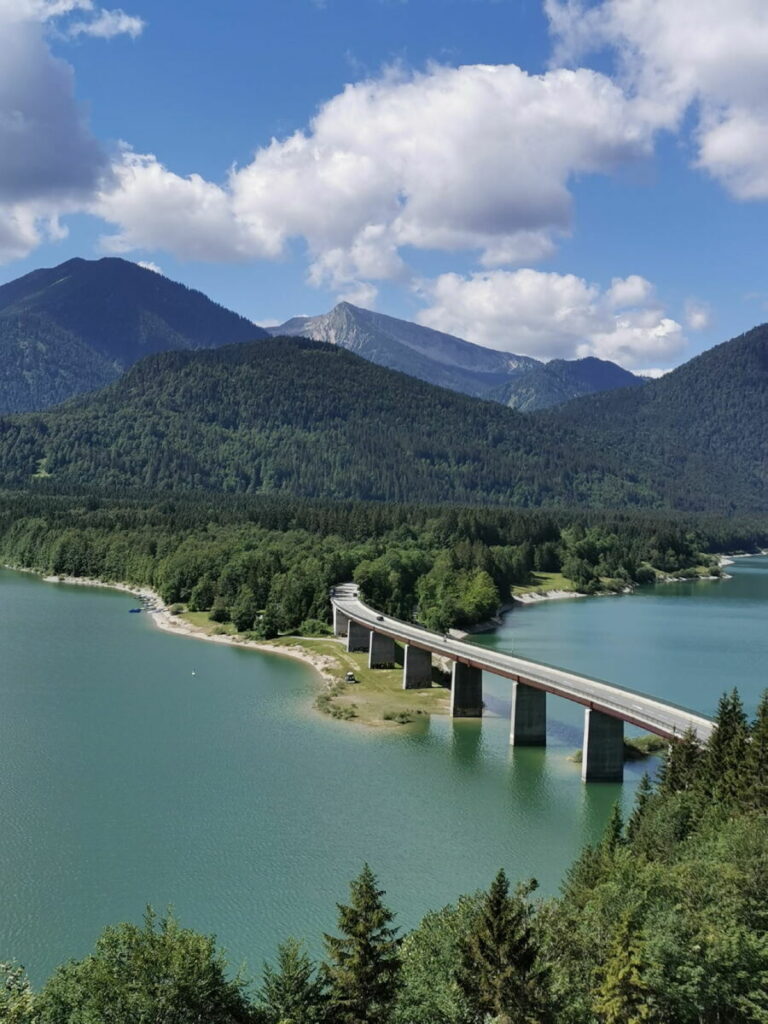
[
  {"x1": 268, "y1": 302, "x2": 540, "y2": 398},
  {"x1": 0, "y1": 327, "x2": 765, "y2": 512},
  {"x1": 544, "y1": 323, "x2": 768, "y2": 513},
  {"x1": 269, "y1": 301, "x2": 642, "y2": 409},
  {"x1": 499, "y1": 356, "x2": 642, "y2": 411},
  {"x1": 0, "y1": 257, "x2": 268, "y2": 413}
]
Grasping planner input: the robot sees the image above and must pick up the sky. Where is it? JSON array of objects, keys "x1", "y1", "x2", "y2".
[{"x1": 1, "y1": 0, "x2": 768, "y2": 372}]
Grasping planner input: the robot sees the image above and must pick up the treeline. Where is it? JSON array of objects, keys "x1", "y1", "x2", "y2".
[
  {"x1": 4, "y1": 691, "x2": 768, "y2": 1023},
  {"x1": 1, "y1": 489, "x2": 766, "y2": 632},
  {"x1": 0, "y1": 330, "x2": 766, "y2": 512}
]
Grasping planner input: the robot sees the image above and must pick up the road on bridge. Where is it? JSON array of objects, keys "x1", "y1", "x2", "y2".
[{"x1": 331, "y1": 583, "x2": 715, "y2": 743}]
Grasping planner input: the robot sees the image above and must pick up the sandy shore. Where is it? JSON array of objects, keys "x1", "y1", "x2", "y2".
[
  {"x1": 18, "y1": 570, "x2": 340, "y2": 685},
  {"x1": 513, "y1": 588, "x2": 588, "y2": 605}
]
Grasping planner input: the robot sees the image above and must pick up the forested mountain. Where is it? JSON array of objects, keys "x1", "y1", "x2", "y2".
[
  {"x1": 269, "y1": 301, "x2": 641, "y2": 408},
  {"x1": 500, "y1": 356, "x2": 642, "y2": 411},
  {"x1": 270, "y1": 301, "x2": 540, "y2": 397},
  {"x1": 0, "y1": 257, "x2": 267, "y2": 413},
  {"x1": 545, "y1": 323, "x2": 768, "y2": 513},
  {"x1": 0, "y1": 328, "x2": 766, "y2": 512}
]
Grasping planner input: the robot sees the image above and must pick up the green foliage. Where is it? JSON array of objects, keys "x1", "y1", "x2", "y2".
[
  {"x1": 455, "y1": 870, "x2": 552, "y2": 1024},
  {"x1": 0, "y1": 256, "x2": 265, "y2": 414},
  {"x1": 0, "y1": 961, "x2": 36, "y2": 1024},
  {"x1": 323, "y1": 864, "x2": 401, "y2": 1024},
  {"x1": 35, "y1": 907, "x2": 254, "y2": 1023},
  {"x1": 1, "y1": 489, "x2": 757, "y2": 635},
  {"x1": 256, "y1": 938, "x2": 325, "y2": 1024},
  {"x1": 395, "y1": 896, "x2": 481, "y2": 1024},
  {"x1": 1, "y1": 321, "x2": 767, "y2": 511}
]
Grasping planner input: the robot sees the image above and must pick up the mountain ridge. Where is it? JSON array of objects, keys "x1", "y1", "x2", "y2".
[
  {"x1": 0, "y1": 257, "x2": 268, "y2": 413},
  {"x1": 0, "y1": 325, "x2": 764, "y2": 513},
  {"x1": 270, "y1": 301, "x2": 642, "y2": 408}
]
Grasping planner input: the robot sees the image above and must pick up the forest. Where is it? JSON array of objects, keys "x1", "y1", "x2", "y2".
[
  {"x1": 3, "y1": 690, "x2": 767, "y2": 1023},
  {"x1": 0, "y1": 325, "x2": 766, "y2": 513},
  {"x1": 1, "y1": 488, "x2": 766, "y2": 633}
]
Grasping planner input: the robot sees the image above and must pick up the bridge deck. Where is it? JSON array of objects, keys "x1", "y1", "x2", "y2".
[{"x1": 331, "y1": 584, "x2": 715, "y2": 742}]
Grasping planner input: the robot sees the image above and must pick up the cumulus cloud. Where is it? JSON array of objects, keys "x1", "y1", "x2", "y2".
[
  {"x1": 95, "y1": 62, "x2": 653, "y2": 295},
  {"x1": 415, "y1": 269, "x2": 686, "y2": 368},
  {"x1": 136, "y1": 259, "x2": 163, "y2": 274},
  {"x1": 68, "y1": 7, "x2": 145, "y2": 39},
  {"x1": 546, "y1": 0, "x2": 768, "y2": 200},
  {"x1": 685, "y1": 300, "x2": 711, "y2": 331},
  {"x1": 0, "y1": 0, "x2": 140, "y2": 262}
]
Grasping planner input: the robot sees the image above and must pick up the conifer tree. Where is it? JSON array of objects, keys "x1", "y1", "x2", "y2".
[
  {"x1": 701, "y1": 689, "x2": 750, "y2": 804},
  {"x1": 601, "y1": 803, "x2": 625, "y2": 856},
  {"x1": 323, "y1": 864, "x2": 401, "y2": 1024},
  {"x1": 626, "y1": 773, "x2": 654, "y2": 842},
  {"x1": 747, "y1": 690, "x2": 768, "y2": 811},
  {"x1": 455, "y1": 870, "x2": 551, "y2": 1024},
  {"x1": 0, "y1": 962, "x2": 36, "y2": 1024},
  {"x1": 594, "y1": 912, "x2": 652, "y2": 1024},
  {"x1": 657, "y1": 728, "x2": 702, "y2": 795},
  {"x1": 257, "y1": 938, "x2": 325, "y2": 1024}
]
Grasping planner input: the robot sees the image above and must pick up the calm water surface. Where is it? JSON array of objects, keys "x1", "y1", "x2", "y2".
[{"x1": 1, "y1": 557, "x2": 766, "y2": 982}]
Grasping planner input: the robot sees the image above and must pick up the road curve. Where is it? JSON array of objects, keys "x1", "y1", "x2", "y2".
[{"x1": 331, "y1": 583, "x2": 715, "y2": 742}]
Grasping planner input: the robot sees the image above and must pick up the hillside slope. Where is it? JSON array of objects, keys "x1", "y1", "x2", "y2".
[
  {"x1": 543, "y1": 324, "x2": 768, "y2": 512},
  {"x1": 501, "y1": 356, "x2": 642, "y2": 411},
  {"x1": 0, "y1": 257, "x2": 268, "y2": 413},
  {"x1": 270, "y1": 302, "x2": 540, "y2": 398},
  {"x1": 0, "y1": 330, "x2": 765, "y2": 512}
]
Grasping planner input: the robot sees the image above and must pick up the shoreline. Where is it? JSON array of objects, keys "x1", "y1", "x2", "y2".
[{"x1": 4, "y1": 567, "x2": 340, "y2": 686}]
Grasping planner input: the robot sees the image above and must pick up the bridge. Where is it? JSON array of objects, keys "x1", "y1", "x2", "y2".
[{"x1": 330, "y1": 583, "x2": 715, "y2": 782}]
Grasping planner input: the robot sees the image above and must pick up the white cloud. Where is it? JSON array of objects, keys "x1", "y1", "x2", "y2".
[
  {"x1": 685, "y1": 299, "x2": 711, "y2": 331},
  {"x1": 68, "y1": 8, "x2": 144, "y2": 39},
  {"x1": 546, "y1": 0, "x2": 768, "y2": 199},
  {"x1": 0, "y1": 4, "x2": 108, "y2": 262},
  {"x1": 136, "y1": 259, "x2": 163, "y2": 274},
  {"x1": 415, "y1": 268, "x2": 686, "y2": 368},
  {"x1": 95, "y1": 61, "x2": 653, "y2": 296}
]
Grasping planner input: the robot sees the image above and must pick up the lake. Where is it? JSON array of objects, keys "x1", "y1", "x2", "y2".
[{"x1": 1, "y1": 556, "x2": 766, "y2": 983}]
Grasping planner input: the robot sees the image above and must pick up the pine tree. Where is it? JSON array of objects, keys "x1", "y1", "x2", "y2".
[
  {"x1": 455, "y1": 870, "x2": 551, "y2": 1024},
  {"x1": 747, "y1": 690, "x2": 768, "y2": 811},
  {"x1": 0, "y1": 962, "x2": 36, "y2": 1024},
  {"x1": 594, "y1": 912, "x2": 652, "y2": 1024},
  {"x1": 657, "y1": 728, "x2": 702, "y2": 795},
  {"x1": 626, "y1": 773, "x2": 653, "y2": 843},
  {"x1": 323, "y1": 864, "x2": 401, "y2": 1024},
  {"x1": 701, "y1": 689, "x2": 750, "y2": 804},
  {"x1": 601, "y1": 803, "x2": 625, "y2": 856},
  {"x1": 257, "y1": 938, "x2": 325, "y2": 1024}
]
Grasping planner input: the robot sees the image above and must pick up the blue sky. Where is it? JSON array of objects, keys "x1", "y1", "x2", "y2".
[{"x1": 1, "y1": 0, "x2": 768, "y2": 371}]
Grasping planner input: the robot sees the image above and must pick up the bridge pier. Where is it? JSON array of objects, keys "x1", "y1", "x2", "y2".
[
  {"x1": 347, "y1": 620, "x2": 370, "y2": 653},
  {"x1": 451, "y1": 662, "x2": 483, "y2": 718},
  {"x1": 403, "y1": 645, "x2": 432, "y2": 689},
  {"x1": 510, "y1": 681, "x2": 546, "y2": 746},
  {"x1": 333, "y1": 606, "x2": 350, "y2": 636},
  {"x1": 369, "y1": 631, "x2": 396, "y2": 669},
  {"x1": 581, "y1": 708, "x2": 624, "y2": 782}
]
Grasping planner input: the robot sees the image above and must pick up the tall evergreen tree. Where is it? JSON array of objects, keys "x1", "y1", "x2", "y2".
[
  {"x1": 627, "y1": 773, "x2": 654, "y2": 842},
  {"x1": 657, "y1": 728, "x2": 703, "y2": 795},
  {"x1": 455, "y1": 871, "x2": 551, "y2": 1024},
  {"x1": 701, "y1": 689, "x2": 750, "y2": 804},
  {"x1": 323, "y1": 864, "x2": 401, "y2": 1024},
  {"x1": 257, "y1": 938, "x2": 325, "y2": 1024},
  {"x1": 747, "y1": 690, "x2": 768, "y2": 811},
  {"x1": 594, "y1": 912, "x2": 652, "y2": 1024}
]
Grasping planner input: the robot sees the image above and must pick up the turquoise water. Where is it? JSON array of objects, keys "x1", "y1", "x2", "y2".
[{"x1": 1, "y1": 557, "x2": 766, "y2": 983}]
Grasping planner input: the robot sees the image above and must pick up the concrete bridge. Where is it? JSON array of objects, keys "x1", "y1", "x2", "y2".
[{"x1": 331, "y1": 583, "x2": 715, "y2": 782}]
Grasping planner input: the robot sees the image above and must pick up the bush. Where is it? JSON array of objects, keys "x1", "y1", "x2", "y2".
[{"x1": 297, "y1": 618, "x2": 333, "y2": 636}]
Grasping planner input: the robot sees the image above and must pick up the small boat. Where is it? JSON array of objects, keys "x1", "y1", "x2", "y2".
[{"x1": 129, "y1": 608, "x2": 142, "y2": 614}]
